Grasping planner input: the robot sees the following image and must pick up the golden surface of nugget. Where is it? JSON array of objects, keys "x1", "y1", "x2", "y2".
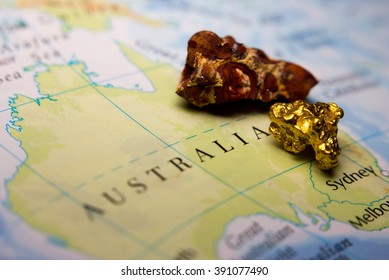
[
  {"x1": 176, "y1": 30, "x2": 318, "y2": 107},
  {"x1": 269, "y1": 100, "x2": 344, "y2": 170}
]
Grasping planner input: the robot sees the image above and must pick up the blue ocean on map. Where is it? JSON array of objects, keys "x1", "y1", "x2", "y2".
[
  {"x1": 0, "y1": 203, "x2": 85, "y2": 259},
  {"x1": 217, "y1": 209, "x2": 389, "y2": 260},
  {"x1": 334, "y1": 99, "x2": 389, "y2": 171}
]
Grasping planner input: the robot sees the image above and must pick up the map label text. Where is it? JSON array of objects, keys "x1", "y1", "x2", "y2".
[
  {"x1": 325, "y1": 165, "x2": 377, "y2": 190},
  {"x1": 349, "y1": 200, "x2": 389, "y2": 229},
  {"x1": 195, "y1": 126, "x2": 270, "y2": 163}
]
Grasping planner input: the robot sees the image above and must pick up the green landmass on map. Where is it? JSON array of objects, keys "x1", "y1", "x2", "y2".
[
  {"x1": 16, "y1": 0, "x2": 163, "y2": 31},
  {"x1": 7, "y1": 42, "x2": 389, "y2": 259}
]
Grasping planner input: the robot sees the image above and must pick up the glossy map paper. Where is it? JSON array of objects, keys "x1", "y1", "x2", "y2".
[{"x1": 0, "y1": 0, "x2": 389, "y2": 259}]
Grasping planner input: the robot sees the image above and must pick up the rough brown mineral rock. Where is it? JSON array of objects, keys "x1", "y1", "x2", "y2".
[{"x1": 176, "y1": 30, "x2": 318, "y2": 107}]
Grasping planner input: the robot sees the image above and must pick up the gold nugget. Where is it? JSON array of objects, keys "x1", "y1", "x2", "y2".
[
  {"x1": 269, "y1": 100, "x2": 344, "y2": 170},
  {"x1": 176, "y1": 30, "x2": 318, "y2": 107}
]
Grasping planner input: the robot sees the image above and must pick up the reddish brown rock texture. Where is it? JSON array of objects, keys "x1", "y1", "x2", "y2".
[{"x1": 176, "y1": 30, "x2": 318, "y2": 107}]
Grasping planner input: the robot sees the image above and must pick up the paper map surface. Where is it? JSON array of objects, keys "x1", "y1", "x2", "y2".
[{"x1": 1, "y1": 0, "x2": 389, "y2": 259}]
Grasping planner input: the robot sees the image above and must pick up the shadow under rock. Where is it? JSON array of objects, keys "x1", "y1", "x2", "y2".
[{"x1": 177, "y1": 99, "x2": 275, "y2": 118}]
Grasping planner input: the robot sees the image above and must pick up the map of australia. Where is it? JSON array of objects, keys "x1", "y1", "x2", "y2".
[
  {"x1": 8, "y1": 42, "x2": 389, "y2": 259},
  {"x1": 1, "y1": 0, "x2": 389, "y2": 259}
]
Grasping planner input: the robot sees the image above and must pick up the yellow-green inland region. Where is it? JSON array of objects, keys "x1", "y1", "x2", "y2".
[
  {"x1": 8, "y1": 60, "x2": 244, "y2": 259},
  {"x1": 16, "y1": 0, "x2": 163, "y2": 31},
  {"x1": 7, "y1": 44, "x2": 389, "y2": 259},
  {"x1": 313, "y1": 142, "x2": 389, "y2": 231}
]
